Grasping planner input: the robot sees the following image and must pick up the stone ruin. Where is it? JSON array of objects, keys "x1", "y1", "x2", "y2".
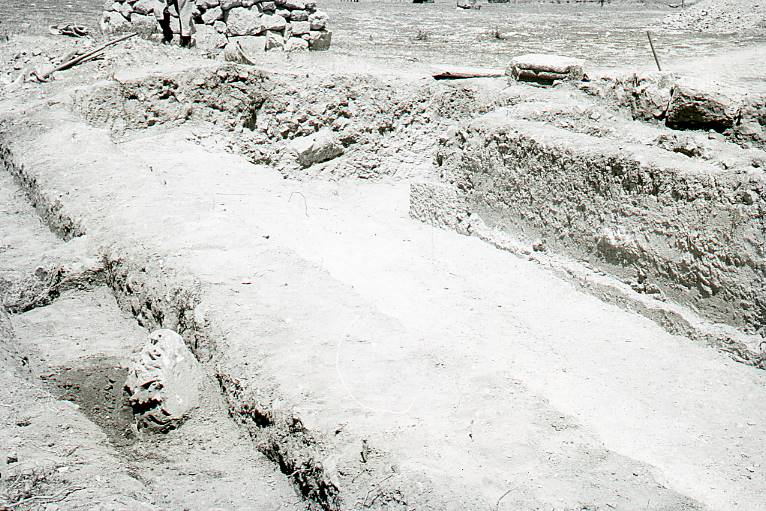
[{"x1": 101, "y1": 0, "x2": 331, "y2": 53}]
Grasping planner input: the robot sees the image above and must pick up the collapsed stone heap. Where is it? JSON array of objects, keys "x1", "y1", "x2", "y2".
[{"x1": 102, "y1": 0, "x2": 331, "y2": 52}]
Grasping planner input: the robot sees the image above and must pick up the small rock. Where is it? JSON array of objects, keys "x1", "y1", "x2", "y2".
[
  {"x1": 265, "y1": 30, "x2": 284, "y2": 51},
  {"x1": 289, "y1": 128, "x2": 344, "y2": 167}
]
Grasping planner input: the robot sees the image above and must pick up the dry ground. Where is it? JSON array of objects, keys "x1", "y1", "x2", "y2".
[{"x1": 1, "y1": 32, "x2": 765, "y2": 511}]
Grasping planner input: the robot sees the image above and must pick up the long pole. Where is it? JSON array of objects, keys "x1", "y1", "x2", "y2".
[
  {"x1": 646, "y1": 31, "x2": 662, "y2": 72},
  {"x1": 41, "y1": 32, "x2": 137, "y2": 79}
]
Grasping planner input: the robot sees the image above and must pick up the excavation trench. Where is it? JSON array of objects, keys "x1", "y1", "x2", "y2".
[{"x1": 3, "y1": 57, "x2": 766, "y2": 510}]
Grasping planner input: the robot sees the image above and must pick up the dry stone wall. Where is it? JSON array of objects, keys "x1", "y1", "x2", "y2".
[{"x1": 101, "y1": 0, "x2": 331, "y2": 53}]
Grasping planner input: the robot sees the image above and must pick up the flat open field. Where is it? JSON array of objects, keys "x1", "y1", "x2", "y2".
[{"x1": 8, "y1": 0, "x2": 766, "y2": 67}]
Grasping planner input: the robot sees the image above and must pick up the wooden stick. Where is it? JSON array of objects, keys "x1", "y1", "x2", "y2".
[
  {"x1": 646, "y1": 31, "x2": 662, "y2": 72},
  {"x1": 40, "y1": 32, "x2": 137, "y2": 79}
]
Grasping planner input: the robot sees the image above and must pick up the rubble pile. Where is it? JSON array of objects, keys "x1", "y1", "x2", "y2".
[{"x1": 101, "y1": 0, "x2": 331, "y2": 53}]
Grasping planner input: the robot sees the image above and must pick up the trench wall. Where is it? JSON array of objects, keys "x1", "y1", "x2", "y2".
[{"x1": 422, "y1": 114, "x2": 766, "y2": 334}]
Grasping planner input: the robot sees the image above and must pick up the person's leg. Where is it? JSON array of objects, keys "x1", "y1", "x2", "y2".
[
  {"x1": 154, "y1": 0, "x2": 173, "y2": 43},
  {"x1": 176, "y1": 0, "x2": 195, "y2": 47}
]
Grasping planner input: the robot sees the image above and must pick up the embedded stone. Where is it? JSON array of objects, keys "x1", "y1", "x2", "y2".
[
  {"x1": 285, "y1": 36, "x2": 309, "y2": 51},
  {"x1": 195, "y1": 22, "x2": 228, "y2": 50},
  {"x1": 225, "y1": 6, "x2": 265, "y2": 35},
  {"x1": 125, "y1": 329, "x2": 203, "y2": 433},
  {"x1": 265, "y1": 30, "x2": 284, "y2": 50},
  {"x1": 100, "y1": 11, "x2": 132, "y2": 33},
  {"x1": 290, "y1": 20, "x2": 310, "y2": 35},
  {"x1": 225, "y1": 35, "x2": 267, "y2": 61},
  {"x1": 307, "y1": 29, "x2": 331, "y2": 51},
  {"x1": 201, "y1": 5, "x2": 224, "y2": 23},
  {"x1": 666, "y1": 82, "x2": 741, "y2": 132},
  {"x1": 308, "y1": 10, "x2": 328, "y2": 30},
  {"x1": 262, "y1": 14, "x2": 287, "y2": 31},
  {"x1": 289, "y1": 128, "x2": 344, "y2": 166}
]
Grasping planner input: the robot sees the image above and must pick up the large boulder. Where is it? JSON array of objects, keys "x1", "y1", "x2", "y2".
[
  {"x1": 225, "y1": 6, "x2": 265, "y2": 36},
  {"x1": 124, "y1": 329, "x2": 204, "y2": 432},
  {"x1": 666, "y1": 81, "x2": 742, "y2": 132},
  {"x1": 289, "y1": 128, "x2": 344, "y2": 167}
]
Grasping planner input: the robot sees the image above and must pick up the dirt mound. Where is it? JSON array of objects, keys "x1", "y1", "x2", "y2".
[{"x1": 661, "y1": 0, "x2": 766, "y2": 32}]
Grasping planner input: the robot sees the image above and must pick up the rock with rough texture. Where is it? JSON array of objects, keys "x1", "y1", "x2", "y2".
[
  {"x1": 133, "y1": 0, "x2": 162, "y2": 15},
  {"x1": 290, "y1": 20, "x2": 310, "y2": 35},
  {"x1": 225, "y1": 6, "x2": 264, "y2": 36},
  {"x1": 201, "y1": 6, "x2": 224, "y2": 23},
  {"x1": 289, "y1": 128, "x2": 344, "y2": 167},
  {"x1": 196, "y1": 23, "x2": 228, "y2": 50},
  {"x1": 130, "y1": 13, "x2": 159, "y2": 35},
  {"x1": 220, "y1": 0, "x2": 243, "y2": 9},
  {"x1": 113, "y1": 1, "x2": 133, "y2": 19},
  {"x1": 125, "y1": 329, "x2": 203, "y2": 432},
  {"x1": 265, "y1": 30, "x2": 284, "y2": 50},
  {"x1": 308, "y1": 10, "x2": 328, "y2": 30},
  {"x1": 262, "y1": 14, "x2": 287, "y2": 31},
  {"x1": 666, "y1": 82, "x2": 741, "y2": 132},
  {"x1": 307, "y1": 30, "x2": 331, "y2": 51},
  {"x1": 196, "y1": 0, "x2": 220, "y2": 7},
  {"x1": 100, "y1": 11, "x2": 132, "y2": 33},
  {"x1": 225, "y1": 35, "x2": 267, "y2": 61},
  {"x1": 290, "y1": 9, "x2": 308, "y2": 21},
  {"x1": 285, "y1": 36, "x2": 309, "y2": 51}
]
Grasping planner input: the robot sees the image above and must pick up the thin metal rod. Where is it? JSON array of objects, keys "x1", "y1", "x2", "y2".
[{"x1": 646, "y1": 31, "x2": 662, "y2": 72}]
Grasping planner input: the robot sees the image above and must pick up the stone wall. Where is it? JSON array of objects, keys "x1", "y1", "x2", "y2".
[{"x1": 101, "y1": 0, "x2": 331, "y2": 53}]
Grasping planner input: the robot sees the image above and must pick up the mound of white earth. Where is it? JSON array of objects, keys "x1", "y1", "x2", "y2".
[{"x1": 662, "y1": 0, "x2": 766, "y2": 33}]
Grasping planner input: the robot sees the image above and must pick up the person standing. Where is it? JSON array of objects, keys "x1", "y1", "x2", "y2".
[{"x1": 154, "y1": 0, "x2": 195, "y2": 47}]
